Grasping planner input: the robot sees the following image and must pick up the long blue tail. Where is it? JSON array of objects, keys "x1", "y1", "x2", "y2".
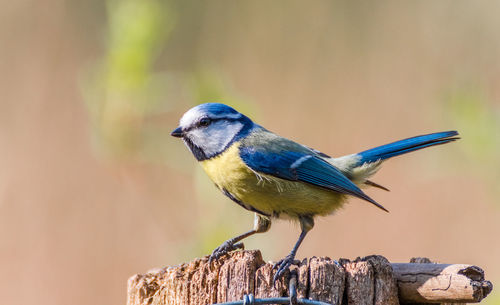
[{"x1": 357, "y1": 131, "x2": 459, "y2": 164}]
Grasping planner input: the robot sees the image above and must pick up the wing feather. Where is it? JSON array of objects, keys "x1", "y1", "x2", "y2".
[{"x1": 239, "y1": 131, "x2": 387, "y2": 212}]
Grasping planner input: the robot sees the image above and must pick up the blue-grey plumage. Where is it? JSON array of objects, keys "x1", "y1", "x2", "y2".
[{"x1": 171, "y1": 103, "x2": 459, "y2": 283}]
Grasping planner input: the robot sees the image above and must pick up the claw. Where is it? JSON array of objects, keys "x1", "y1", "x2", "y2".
[
  {"x1": 272, "y1": 255, "x2": 300, "y2": 284},
  {"x1": 208, "y1": 239, "x2": 244, "y2": 264}
]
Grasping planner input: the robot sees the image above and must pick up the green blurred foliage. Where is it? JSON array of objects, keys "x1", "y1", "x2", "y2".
[
  {"x1": 445, "y1": 85, "x2": 500, "y2": 201},
  {"x1": 85, "y1": 0, "x2": 173, "y2": 159},
  {"x1": 84, "y1": 0, "x2": 257, "y2": 167}
]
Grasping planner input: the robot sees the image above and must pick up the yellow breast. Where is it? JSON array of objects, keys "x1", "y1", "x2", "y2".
[{"x1": 200, "y1": 143, "x2": 346, "y2": 218}]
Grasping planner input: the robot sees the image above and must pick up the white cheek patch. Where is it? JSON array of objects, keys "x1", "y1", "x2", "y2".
[{"x1": 187, "y1": 121, "x2": 244, "y2": 157}]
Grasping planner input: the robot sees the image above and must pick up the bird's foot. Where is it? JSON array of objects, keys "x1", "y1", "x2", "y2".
[
  {"x1": 272, "y1": 254, "x2": 301, "y2": 283},
  {"x1": 208, "y1": 240, "x2": 244, "y2": 264}
]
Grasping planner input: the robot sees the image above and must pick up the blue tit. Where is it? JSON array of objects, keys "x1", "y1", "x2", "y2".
[{"x1": 171, "y1": 103, "x2": 459, "y2": 282}]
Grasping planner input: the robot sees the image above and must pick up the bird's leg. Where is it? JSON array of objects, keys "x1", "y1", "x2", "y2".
[
  {"x1": 209, "y1": 213, "x2": 271, "y2": 263},
  {"x1": 273, "y1": 215, "x2": 314, "y2": 283}
]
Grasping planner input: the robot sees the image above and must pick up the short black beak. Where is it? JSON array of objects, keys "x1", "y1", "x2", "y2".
[{"x1": 171, "y1": 127, "x2": 183, "y2": 138}]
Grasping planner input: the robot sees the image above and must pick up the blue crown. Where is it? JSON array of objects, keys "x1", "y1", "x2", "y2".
[{"x1": 194, "y1": 103, "x2": 240, "y2": 117}]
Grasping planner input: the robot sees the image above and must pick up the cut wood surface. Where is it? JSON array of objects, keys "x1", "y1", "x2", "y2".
[{"x1": 127, "y1": 250, "x2": 492, "y2": 305}]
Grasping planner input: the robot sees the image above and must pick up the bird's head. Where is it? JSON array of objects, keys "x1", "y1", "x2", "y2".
[{"x1": 171, "y1": 103, "x2": 255, "y2": 161}]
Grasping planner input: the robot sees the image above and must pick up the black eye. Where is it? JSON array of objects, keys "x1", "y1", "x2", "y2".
[{"x1": 198, "y1": 118, "x2": 211, "y2": 127}]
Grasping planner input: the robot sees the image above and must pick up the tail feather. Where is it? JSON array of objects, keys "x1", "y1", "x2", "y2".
[{"x1": 357, "y1": 131, "x2": 459, "y2": 165}]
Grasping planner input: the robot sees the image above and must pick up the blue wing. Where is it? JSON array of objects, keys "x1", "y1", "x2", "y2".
[{"x1": 239, "y1": 130, "x2": 387, "y2": 211}]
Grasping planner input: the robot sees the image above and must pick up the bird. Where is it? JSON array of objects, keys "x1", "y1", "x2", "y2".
[{"x1": 171, "y1": 103, "x2": 459, "y2": 283}]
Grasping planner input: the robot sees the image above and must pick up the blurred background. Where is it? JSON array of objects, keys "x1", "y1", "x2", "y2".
[{"x1": 1, "y1": 1, "x2": 499, "y2": 304}]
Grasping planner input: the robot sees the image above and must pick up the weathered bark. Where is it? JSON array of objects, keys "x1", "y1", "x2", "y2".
[
  {"x1": 127, "y1": 250, "x2": 492, "y2": 305},
  {"x1": 364, "y1": 255, "x2": 400, "y2": 305},
  {"x1": 216, "y1": 250, "x2": 263, "y2": 302},
  {"x1": 295, "y1": 258, "x2": 309, "y2": 299},
  {"x1": 254, "y1": 261, "x2": 288, "y2": 298},
  {"x1": 341, "y1": 259, "x2": 375, "y2": 305},
  {"x1": 309, "y1": 256, "x2": 345, "y2": 305}
]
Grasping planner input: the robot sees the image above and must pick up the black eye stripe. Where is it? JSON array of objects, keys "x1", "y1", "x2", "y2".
[{"x1": 184, "y1": 117, "x2": 240, "y2": 132}]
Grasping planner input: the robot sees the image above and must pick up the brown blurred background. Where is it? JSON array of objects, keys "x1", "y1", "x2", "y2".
[{"x1": 1, "y1": 1, "x2": 499, "y2": 304}]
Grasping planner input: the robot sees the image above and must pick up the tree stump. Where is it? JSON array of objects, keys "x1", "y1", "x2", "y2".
[{"x1": 127, "y1": 250, "x2": 492, "y2": 305}]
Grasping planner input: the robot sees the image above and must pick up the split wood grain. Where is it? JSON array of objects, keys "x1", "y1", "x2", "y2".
[
  {"x1": 309, "y1": 256, "x2": 345, "y2": 305},
  {"x1": 364, "y1": 255, "x2": 400, "y2": 305}
]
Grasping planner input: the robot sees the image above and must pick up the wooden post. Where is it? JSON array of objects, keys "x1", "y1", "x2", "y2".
[{"x1": 127, "y1": 250, "x2": 492, "y2": 305}]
